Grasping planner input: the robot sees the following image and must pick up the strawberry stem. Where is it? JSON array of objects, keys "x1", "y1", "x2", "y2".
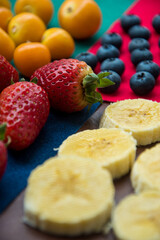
[{"x1": 83, "y1": 72, "x2": 114, "y2": 106}]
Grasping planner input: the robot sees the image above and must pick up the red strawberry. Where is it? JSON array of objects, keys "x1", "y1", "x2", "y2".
[
  {"x1": 0, "y1": 55, "x2": 19, "y2": 92},
  {"x1": 0, "y1": 81, "x2": 50, "y2": 150},
  {"x1": 30, "y1": 59, "x2": 112, "y2": 113},
  {"x1": 0, "y1": 123, "x2": 8, "y2": 179}
]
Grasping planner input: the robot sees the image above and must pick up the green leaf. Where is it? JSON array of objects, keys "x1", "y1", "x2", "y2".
[
  {"x1": 83, "y1": 74, "x2": 99, "y2": 87},
  {"x1": 0, "y1": 123, "x2": 7, "y2": 141},
  {"x1": 85, "y1": 83, "x2": 97, "y2": 93},
  {"x1": 82, "y1": 71, "x2": 115, "y2": 109},
  {"x1": 31, "y1": 77, "x2": 38, "y2": 84},
  {"x1": 97, "y1": 72, "x2": 111, "y2": 79},
  {"x1": 85, "y1": 91, "x2": 102, "y2": 104},
  {"x1": 0, "y1": 123, "x2": 11, "y2": 147},
  {"x1": 98, "y1": 78, "x2": 115, "y2": 88},
  {"x1": 11, "y1": 78, "x2": 15, "y2": 85}
]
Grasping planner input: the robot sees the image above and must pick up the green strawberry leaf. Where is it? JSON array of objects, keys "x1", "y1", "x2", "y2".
[
  {"x1": 98, "y1": 78, "x2": 115, "y2": 88},
  {"x1": 0, "y1": 123, "x2": 7, "y2": 141},
  {"x1": 0, "y1": 123, "x2": 11, "y2": 147},
  {"x1": 86, "y1": 91, "x2": 103, "y2": 104},
  {"x1": 83, "y1": 73, "x2": 99, "y2": 87},
  {"x1": 83, "y1": 71, "x2": 114, "y2": 106},
  {"x1": 11, "y1": 77, "x2": 15, "y2": 85},
  {"x1": 31, "y1": 77, "x2": 38, "y2": 84},
  {"x1": 97, "y1": 72, "x2": 111, "y2": 79},
  {"x1": 97, "y1": 72, "x2": 115, "y2": 88}
]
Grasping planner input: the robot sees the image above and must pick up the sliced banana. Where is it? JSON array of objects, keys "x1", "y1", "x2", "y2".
[
  {"x1": 58, "y1": 128, "x2": 136, "y2": 179},
  {"x1": 99, "y1": 99, "x2": 160, "y2": 146},
  {"x1": 131, "y1": 143, "x2": 160, "y2": 193},
  {"x1": 112, "y1": 191, "x2": 160, "y2": 240},
  {"x1": 23, "y1": 156, "x2": 115, "y2": 236}
]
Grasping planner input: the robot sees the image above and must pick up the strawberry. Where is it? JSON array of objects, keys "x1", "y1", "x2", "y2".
[
  {"x1": 30, "y1": 59, "x2": 113, "y2": 113},
  {"x1": 0, "y1": 81, "x2": 50, "y2": 150},
  {"x1": 0, "y1": 55, "x2": 19, "y2": 92},
  {"x1": 0, "y1": 123, "x2": 8, "y2": 179}
]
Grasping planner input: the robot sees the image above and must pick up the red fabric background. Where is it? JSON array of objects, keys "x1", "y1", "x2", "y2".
[{"x1": 89, "y1": 0, "x2": 160, "y2": 102}]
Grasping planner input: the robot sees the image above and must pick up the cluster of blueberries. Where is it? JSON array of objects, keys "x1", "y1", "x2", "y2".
[{"x1": 75, "y1": 14, "x2": 160, "y2": 95}]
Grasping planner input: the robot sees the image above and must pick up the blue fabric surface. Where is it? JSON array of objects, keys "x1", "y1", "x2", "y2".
[{"x1": 0, "y1": 0, "x2": 135, "y2": 213}]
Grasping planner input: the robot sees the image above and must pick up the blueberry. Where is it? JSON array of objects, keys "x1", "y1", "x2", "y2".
[
  {"x1": 120, "y1": 14, "x2": 141, "y2": 32},
  {"x1": 128, "y1": 38, "x2": 150, "y2": 52},
  {"x1": 128, "y1": 25, "x2": 151, "y2": 40},
  {"x1": 136, "y1": 60, "x2": 160, "y2": 79},
  {"x1": 98, "y1": 70, "x2": 121, "y2": 93},
  {"x1": 75, "y1": 52, "x2": 98, "y2": 70},
  {"x1": 130, "y1": 71, "x2": 155, "y2": 95},
  {"x1": 152, "y1": 14, "x2": 160, "y2": 33},
  {"x1": 97, "y1": 44, "x2": 120, "y2": 62},
  {"x1": 101, "y1": 32, "x2": 122, "y2": 49},
  {"x1": 100, "y1": 58, "x2": 125, "y2": 75},
  {"x1": 131, "y1": 48, "x2": 153, "y2": 66}
]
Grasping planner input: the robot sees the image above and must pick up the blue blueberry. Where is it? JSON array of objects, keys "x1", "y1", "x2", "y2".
[
  {"x1": 131, "y1": 48, "x2": 153, "y2": 66},
  {"x1": 152, "y1": 14, "x2": 160, "y2": 33},
  {"x1": 101, "y1": 32, "x2": 122, "y2": 49},
  {"x1": 75, "y1": 52, "x2": 98, "y2": 70},
  {"x1": 130, "y1": 71, "x2": 155, "y2": 95},
  {"x1": 98, "y1": 70, "x2": 121, "y2": 93},
  {"x1": 128, "y1": 38, "x2": 150, "y2": 52},
  {"x1": 100, "y1": 58, "x2": 125, "y2": 75},
  {"x1": 128, "y1": 25, "x2": 151, "y2": 40},
  {"x1": 136, "y1": 60, "x2": 160, "y2": 79},
  {"x1": 97, "y1": 44, "x2": 120, "y2": 62},
  {"x1": 120, "y1": 14, "x2": 141, "y2": 32}
]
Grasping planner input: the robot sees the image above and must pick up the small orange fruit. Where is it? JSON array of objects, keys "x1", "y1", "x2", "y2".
[
  {"x1": 14, "y1": 42, "x2": 51, "y2": 77},
  {"x1": 0, "y1": 0, "x2": 11, "y2": 9},
  {"x1": 8, "y1": 12, "x2": 46, "y2": 46},
  {"x1": 58, "y1": 0, "x2": 102, "y2": 39},
  {"x1": 41, "y1": 28, "x2": 75, "y2": 60},
  {"x1": 0, "y1": 7, "x2": 13, "y2": 32},
  {"x1": 14, "y1": 0, "x2": 54, "y2": 25},
  {"x1": 0, "y1": 28, "x2": 15, "y2": 61}
]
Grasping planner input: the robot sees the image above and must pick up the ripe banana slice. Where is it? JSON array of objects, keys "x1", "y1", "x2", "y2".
[
  {"x1": 112, "y1": 191, "x2": 160, "y2": 240},
  {"x1": 131, "y1": 143, "x2": 160, "y2": 193},
  {"x1": 99, "y1": 99, "x2": 160, "y2": 146},
  {"x1": 23, "y1": 156, "x2": 115, "y2": 236},
  {"x1": 58, "y1": 128, "x2": 136, "y2": 179}
]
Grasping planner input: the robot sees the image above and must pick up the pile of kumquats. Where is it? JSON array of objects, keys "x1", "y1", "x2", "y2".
[{"x1": 0, "y1": 0, "x2": 102, "y2": 77}]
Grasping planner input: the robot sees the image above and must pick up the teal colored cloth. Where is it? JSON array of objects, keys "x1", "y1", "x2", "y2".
[{"x1": 0, "y1": 0, "x2": 135, "y2": 213}]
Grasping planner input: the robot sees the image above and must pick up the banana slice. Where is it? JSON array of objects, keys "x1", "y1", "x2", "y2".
[
  {"x1": 23, "y1": 156, "x2": 115, "y2": 236},
  {"x1": 58, "y1": 128, "x2": 136, "y2": 179},
  {"x1": 131, "y1": 143, "x2": 160, "y2": 193},
  {"x1": 112, "y1": 191, "x2": 160, "y2": 240},
  {"x1": 99, "y1": 99, "x2": 160, "y2": 146}
]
